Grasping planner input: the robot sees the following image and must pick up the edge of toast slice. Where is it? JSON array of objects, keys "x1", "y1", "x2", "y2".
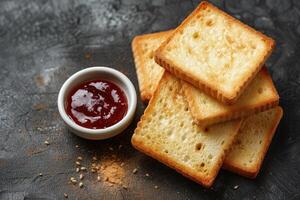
[
  {"x1": 182, "y1": 67, "x2": 279, "y2": 127},
  {"x1": 131, "y1": 30, "x2": 172, "y2": 101},
  {"x1": 154, "y1": 1, "x2": 275, "y2": 104},
  {"x1": 131, "y1": 72, "x2": 242, "y2": 187},
  {"x1": 223, "y1": 106, "x2": 283, "y2": 178}
]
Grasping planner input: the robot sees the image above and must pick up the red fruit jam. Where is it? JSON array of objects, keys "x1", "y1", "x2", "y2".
[{"x1": 66, "y1": 80, "x2": 128, "y2": 129}]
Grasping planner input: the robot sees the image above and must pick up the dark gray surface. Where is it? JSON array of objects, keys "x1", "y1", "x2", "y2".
[{"x1": 0, "y1": 0, "x2": 299, "y2": 199}]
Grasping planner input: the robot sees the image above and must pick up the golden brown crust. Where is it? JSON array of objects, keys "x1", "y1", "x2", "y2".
[
  {"x1": 222, "y1": 106, "x2": 283, "y2": 178},
  {"x1": 222, "y1": 161, "x2": 258, "y2": 179},
  {"x1": 182, "y1": 67, "x2": 279, "y2": 127},
  {"x1": 154, "y1": 1, "x2": 275, "y2": 105},
  {"x1": 131, "y1": 31, "x2": 172, "y2": 102},
  {"x1": 131, "y1": 72, "x2": 243, "y2": 187},
  {"x1": 132, "y1": 36, "x2": 148, "y2": 101}
]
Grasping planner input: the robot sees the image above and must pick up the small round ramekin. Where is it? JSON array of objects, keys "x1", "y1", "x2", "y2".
[{"x1": 57, "y1": 66, "x2": 137, "y2": 140}]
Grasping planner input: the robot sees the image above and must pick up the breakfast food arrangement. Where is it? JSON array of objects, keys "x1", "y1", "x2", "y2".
[
  {"x1": 131, "y1": 1, "x2": 282, "y2": 187},
  {"x1": 4, "y1": 0, "x2": 300, "y2": 199},
  {"x1": 55, "y1": 0, "x2": 284, "y2": 193}
]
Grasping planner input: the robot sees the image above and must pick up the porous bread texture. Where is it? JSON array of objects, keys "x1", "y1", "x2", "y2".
[
  {"x1": 131, "y1": 72, "x2": 242, "y2": 187},
  {"x1": 223, "y1": 107, "x2": 283, "y2": 178},
  {"x1": 182, "y1": 67, "x2": 279, "y2": 127},
  {"x1": 132, "y1": 30, "x2": 172, "y2": 101},
  {"x1": 155, "y1": 1, "x2": 275, "y2": 104}
]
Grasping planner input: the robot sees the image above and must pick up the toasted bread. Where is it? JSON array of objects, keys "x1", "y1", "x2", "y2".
[
  {"x1": 131, "y1": 72, "x2": 242, "y2": 187},
  {"x1": 182, "y1": 67, "x2": 279, "y2": 127},
  {"x1": 223, "y1": 107, "x2": 283, "y2": 178},
  {"x1": 132, "y1": 31, "x2": 172, "y2": 101},
  {"x1": 155, "y1": 1, "x2": 275, "y2": 104}
]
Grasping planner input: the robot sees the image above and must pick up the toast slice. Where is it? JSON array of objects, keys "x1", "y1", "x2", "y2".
[
  {"x1": 155, "y1": 1, "x2": 275, "y2": 104},
  {"x1": 132, "y1": 30, "x2": 172, "y2": 101},
  {"x1": 223, "y1": 106, "x2": 283, "y2": 178},
  {"x1": 131, "y1": 72, "x2": 242, "y2": 187},
  {"x1": 182, "y1": 67, "x2": 279, "y2": 127}
]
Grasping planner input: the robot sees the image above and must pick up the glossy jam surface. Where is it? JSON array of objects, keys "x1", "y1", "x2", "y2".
[{"x1": 66, "y1": 80, "x2": 128, "y2": 129}]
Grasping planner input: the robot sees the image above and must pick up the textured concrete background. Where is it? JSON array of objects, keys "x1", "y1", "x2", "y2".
[{"x1": 0, "y1": 0, "x2": 299, "y2": 199}]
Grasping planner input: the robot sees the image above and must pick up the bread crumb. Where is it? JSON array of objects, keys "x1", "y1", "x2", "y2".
[
  {"x1": 91, "y1": 163, "x2": 97, "y2": 173},
  {"x1": 132, "y1": 168, "x2": 138, "y2": 174},
  {"x1": 154, "y1": 185, "x2": 159, "y2": 189},
  {"x1": 99, "y1": 160, "x2": 125, "y2": 186},
  {"x1": 70, "y1": 177, "x2": 77, "y2": 184},
  {"x1": 75, "y1": 161, "x2": 81, "y2": 166},
  {"x1": 233, "y1": 185, "x2": 239, "y2": 190},
  {"x1": 69, "y1": 155, "x2": 127, "y2": 188},
  {"x1": 79, "y1": 174, "x2": 84, "y2": 180},
  {"x1": 145, "y1": 173, "x2": 150, "y2": 177},
  {"x1": 80, "y1": 167, "x2": 87, "y2": 171}
]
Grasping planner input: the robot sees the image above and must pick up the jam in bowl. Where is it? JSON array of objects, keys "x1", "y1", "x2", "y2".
[
  {"x1": 57, "y1": 67, "x2": 137, "y2": 140},
  {"x1": 66, "y1": 80, "x2": 128, "y2": 129}
]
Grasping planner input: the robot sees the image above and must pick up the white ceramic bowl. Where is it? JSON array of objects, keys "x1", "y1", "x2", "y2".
[{"x1": 57, "y1": 66, "x2": 137, "y2": 140}]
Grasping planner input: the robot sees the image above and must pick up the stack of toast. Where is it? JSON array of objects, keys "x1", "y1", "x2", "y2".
[{"x1": 131, "y1": 1, "x2": 283, "y2": 187}]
